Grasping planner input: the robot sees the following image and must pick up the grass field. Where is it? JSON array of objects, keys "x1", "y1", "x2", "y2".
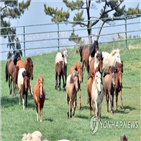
[{"x1": 1, "y1": 45, "x2": 141, "y2": 141}]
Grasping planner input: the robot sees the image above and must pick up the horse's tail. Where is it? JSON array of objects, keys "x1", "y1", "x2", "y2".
[
  {"x1": 5, "y1": 61, "x2": 8, "y2": 82},
  {"x1": 79, "y1": 46, "x2": 84, "y2": 62}
]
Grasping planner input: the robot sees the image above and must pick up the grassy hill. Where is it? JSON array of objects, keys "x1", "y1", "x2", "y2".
[{"x1": 1, "y1": 45, "x2": 141, "y2": 141}]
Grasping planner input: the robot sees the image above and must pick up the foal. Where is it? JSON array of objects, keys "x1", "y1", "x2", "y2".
[
  {"x1": 33, "y1": 75, "x2": 45, "y2": 122},
  {"x1": 70, "y1": 61, "x2": 82, "y2": 109}
]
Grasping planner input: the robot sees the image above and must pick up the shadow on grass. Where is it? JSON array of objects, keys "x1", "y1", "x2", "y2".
[
  {"x1": 75, "y1": 115, "x2": 89, "y2": 119},
  {"x1": 44, "y1": 118, "x2": 54, "y2": 122},
  {"x1": 122, "y1": 106, "x2": 136, "y2": 111},
  {"x1": 1, "y1": 95, "x2": 34, "y2": 108}
]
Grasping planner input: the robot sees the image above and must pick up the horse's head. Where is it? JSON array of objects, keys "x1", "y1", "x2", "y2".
[
  {"x1": 95, "y1": 71, "x2": 102, "y2": 94},
  {"x1": 94, "y1": 40, "x2": 99, "y2": 53},
  {"x1": 70, "y1": 71, "x2": 79, "y2": 92},
  {"x1": 13, "y1": 51, "x2": 21, "y2": 65},
  {"x1": 96, "y1": 52, "x2": 103, "y2": 74},
  {"x1": 62, "y1": 48, "x2": 68, "y2": 66},
  {"x1": 38, "y1": 75, "x2": 44, "y2": 98},
  {"x1": 111, "y1": 49, "x2": 121, "y2": 64},
  {"x1": 75, "y1": 62, "x2": 82, "y2": 83},
  {"x1": 115, "y1": 62, "x2": 123, "y2": 87},
  {"x1": 22, "y1": 70, "x2": 29, "y2": 92},
  {"x1": 26, "y1": 57, "x2": 34, "y2": 80},
  {"x1": 120, "y1": 134, "x2": 128, "y2": 141}
]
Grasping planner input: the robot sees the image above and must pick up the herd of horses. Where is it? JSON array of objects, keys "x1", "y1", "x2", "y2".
[{"x1": 5, "y1": 40, "x2": 124, "y2": 123}]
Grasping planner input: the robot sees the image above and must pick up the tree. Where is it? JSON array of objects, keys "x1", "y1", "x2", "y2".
[
  {"x1": 1, "y1": 0, "x2": 31, "y2": 58},
  {"x1": 44, "y1": 0, "x2": 141, "y2": 44}
]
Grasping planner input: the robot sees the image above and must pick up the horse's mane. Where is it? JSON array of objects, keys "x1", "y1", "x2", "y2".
[
  {"x1": 111, "y1": 49, "x2": 120, "y2": 56},
  {"x1": 89, "y1": 40, "x2": 99, "y2": 57}
]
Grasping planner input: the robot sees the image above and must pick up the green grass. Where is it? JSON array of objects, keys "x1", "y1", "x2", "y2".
[{"x1": 1, "y1": 46, "x2": 141, "y2": 141}]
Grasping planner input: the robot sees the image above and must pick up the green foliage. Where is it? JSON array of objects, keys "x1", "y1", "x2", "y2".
[
  {"x1": 126, "y1": 4, "x2": 141, "y2": 15},
  {"x1": 1, "y1": 0, "x2": 31, "y2": 58},
  {"x1": 44, "y1": 4, "x2": 70, "y2": 23}
]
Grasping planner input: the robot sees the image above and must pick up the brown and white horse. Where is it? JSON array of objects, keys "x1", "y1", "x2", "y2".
[
  {"x1": 17, "y1": 68, "x2": 29, "y2": 110},
  {"x1": 33, "y1": 75, "x2": 45, "y2": 122},
  {"x1": 13, "y1": 57, "x2": 33, "y2": 97}
]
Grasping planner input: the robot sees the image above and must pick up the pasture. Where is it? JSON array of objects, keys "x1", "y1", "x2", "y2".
[{"x1": 1, "y1": 46, "x2": 141, "y2": 141}]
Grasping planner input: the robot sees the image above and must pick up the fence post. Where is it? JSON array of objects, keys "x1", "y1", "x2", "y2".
[
  {"x1": 125, "y1": 15, "x2": 128, "y2": 49},
  {"x1": 23, "y1": 26, "x2": 25, "y2": 56},
  {"x1": 57, "y1": 23, "x2": 59, "y2": 51}
]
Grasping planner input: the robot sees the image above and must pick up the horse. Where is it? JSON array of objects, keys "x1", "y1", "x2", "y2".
[
  {"x1": 103, "y1": 66, "x2": 116, "y2": 114},
  {"x1": 13, "y1": 57, "x2": 33, "y2": 97},
  {"x1": 120, "y1": 135, "x2": 128, "y2": 141},
  {"x1": 70, "y1": 61, "x2": 82, "y2": 109},
  {"x1": 55, "y1": 61, "x2": 65, "y2": 91},
  {"x1": 79, "y1": 40, "x2": 99, "y2": 82},
  {"x1": 102, "y1": 49, "x2": 121, "y2": 70},
  {"x1": 33, "y1": 75, "x2": 45, "y2": 122},
  {"x1": 66, "y1": 71, "x2": 79, "y2": 118},
  {"x1": 5, "y1": 51, "x2": 21, "y2": 96},
  {"x1": 115, "y1": 61, "x2": 123, "y2": 110},
  {"x1": 91, "y1": 71, "x2": 104, "y2": 120},
  {"x1": 17, "y1": 68, "x2": 29, "y2": 110},
  {"x1": 55, "y1": 48, "x2": 68, "y2": 90}
]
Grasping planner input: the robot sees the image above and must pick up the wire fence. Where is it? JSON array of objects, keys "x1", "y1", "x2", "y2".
[{"x1": 0, "y1": 14, "x2": 141, "y2": 59}]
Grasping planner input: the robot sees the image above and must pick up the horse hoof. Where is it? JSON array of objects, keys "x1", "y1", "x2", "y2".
[
  {"x1": 55, "y1": 86, "x2": 57, "y2": 89},
  {"x1": 70, "y1": 115, "x2": 72, "y2": 118},
  {"x1": 107, "y1": 110, "x2": 109, "y2": 112},
  {"x1": 10, "y1": 90, "x2": 12, "y2": 95},
  {"x1": 59, "y1": 88, "x2": 61, "y2": 91}
]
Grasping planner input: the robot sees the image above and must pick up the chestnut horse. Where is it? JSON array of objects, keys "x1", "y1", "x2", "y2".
[
  {"x1": 115, "y1": 61, "x2": 123, "y2": 110},
  {"x1": 5, "y1": 52, "x2": 21, "y2": 96},
  {"x1": 70, "y1": 61, "x2": 82, "y2": 109},
  {"x1": 79, "y1": 40, "x2": 99, "y2": 82},
  {"x1": 13, "y1": 57, "x2": 33, "y2": 97},
  {"x1": 33, "y1": 75, "x2": 45, "y2": 122}
]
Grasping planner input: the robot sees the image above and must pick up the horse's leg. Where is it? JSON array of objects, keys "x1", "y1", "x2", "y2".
[
  {"x1": 35, "y1": 103, "x2": 38, "y2": 121},
  {"x1": 25, "y1": 92, "x2": 28, "y2": 107},
  {"x1": 72, "y1": 100, "x2": 75, "y2": 116},
  {"x1": 29, "y1": 79, "x2": 33, "y2": 98},
  {"x1": 89, "y1": 97, "x2": 92, "y2": 116},
  {"x1": 10, "y1": 77, "x2": 12, "y2": 95},
  {"x1": 18, "y1": 89, "x2": 21, "y2": 105},
  {"x1": 86, "y1": 63, "x2": 90, "y2": 79},
  {"x1": 78, "y1": 83, "x2": 81, "y2": 109},
  {"x1": 120, "y1": 90, "x2": 123, "y2": 109},
  {"x1": 95, "y1": 102, "x2": 98, "y2": 120},
  {"x1": 59, "y1": 74, "x2": 61, "y2": 91},
  {"x1": 62, "y1": 73, "x2": 65, "y2": 91},
  {"x1": 67, "y1": 94, "x2": 69, "y2": 118},
  {"x1": 13, "y1": 81, "x2": 16, "y2": 97},
  {"x1": 109, "y1": 92, "x2": 113, "y2": 113},
  {"x1": 81, "y1": 61, "x2": 85, "y2": 82},
  {"x1": 92, "y1": 100, "x2": 95, "y2": 118},
  {"x1": 70, "y1": 99, "x2": 72, "y2": 118},
  {"x1": 55, "y1": 72, "x2": 58, "y2": 89},
  {"x1": 99, "y1": 104, "x2": 102, "y2": 121},
  {"x1": 38, "y1": 103, "x2": 42, "y2": 122},
  {"x1": 106, "y1": 93, "x2": 109, "y2": 112},
  {"x1": 22, "y1": 94, "x2": 25, "y2": 110},
  {"x1": 111, "y1": 90, "x2": 114, "y2": 113},
  {"x1": 115, "y1": 91, "x2": 118, "y2": 110}
]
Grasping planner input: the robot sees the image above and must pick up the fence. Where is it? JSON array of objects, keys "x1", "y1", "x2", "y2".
[{"x1": 0, "y1": 14, "x2": 141, "y2": 59}]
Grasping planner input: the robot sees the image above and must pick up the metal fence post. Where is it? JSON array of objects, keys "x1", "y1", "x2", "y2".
[
  {"x1": 125, "y1": 15, "x2": 128, "y2": 49},
  {"x1": 23, "y1": 26, "x2": 25, "y2": 56},
  {"x1": 57, "y1": 23, "x2": 59, "y2": 51}
]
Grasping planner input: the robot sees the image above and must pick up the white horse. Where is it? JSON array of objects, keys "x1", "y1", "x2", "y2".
[
  {"x1": 91, "y1": 71, "x2": 104, "y2": 121},
  {"x1": 102, "y1": 49, "x2": 121, "y2": 70}
]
